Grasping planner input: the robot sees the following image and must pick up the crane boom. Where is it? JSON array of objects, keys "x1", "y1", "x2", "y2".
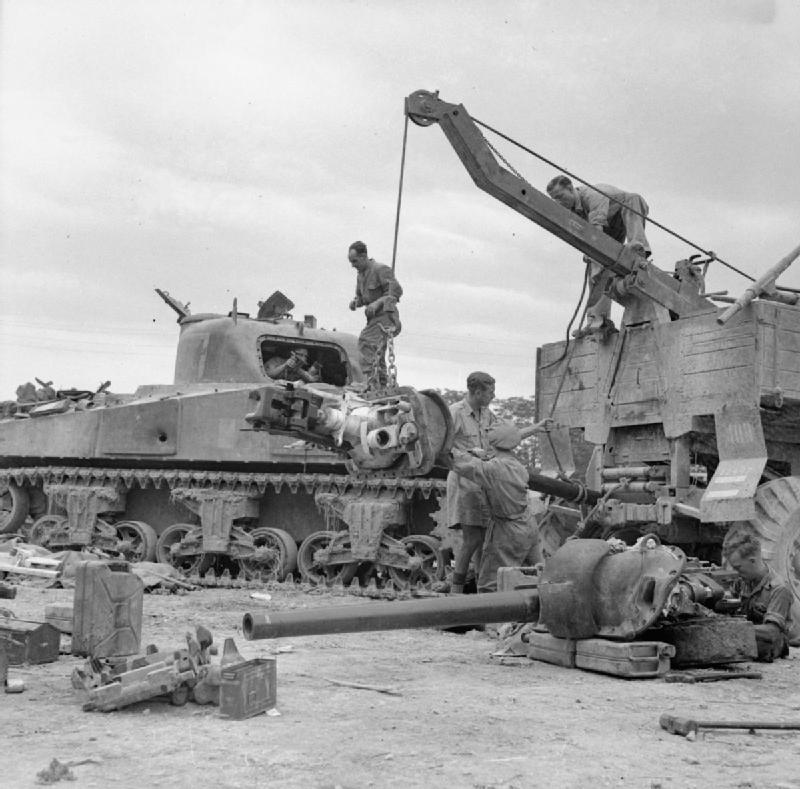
[{"x1": 404, "y1": 89, "x2": 715, "y2": 319}]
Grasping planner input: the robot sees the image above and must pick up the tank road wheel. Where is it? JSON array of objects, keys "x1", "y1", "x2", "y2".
[
  {"x1": 297, "y1": 530, "x2": 351, "y2": 586},
  {"x1": 28, "y1": 515, "x2": 68, "y2": 549},
  {"x1": 727, "y1": 476, "x2": 800, "y2": 641},
  {"x1": 114, "y1": 520, "x2": 158, "y2": 563},
  {"x1": 239, "y1": 527, "x2": 299, "y2": 583},
  {"x1": 0, "y1": 483, "x2": 29, "y2": 534},
  {"x1": 387, "y1": 535, "x2": 445, "y2": 590},
  {"x1": 156, "y1": 523, "x2": 205, "y2": 575}
]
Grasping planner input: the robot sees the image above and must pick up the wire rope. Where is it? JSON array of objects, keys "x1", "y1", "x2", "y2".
[{"x1": 471, "y1": 116, "x2": 779, "y2": 288}]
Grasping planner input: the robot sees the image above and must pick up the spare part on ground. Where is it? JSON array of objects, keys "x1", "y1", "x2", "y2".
[
  {"x1": 241, "y1": 538, "x2": 758, "y2": 675},
  {"x1": 72, "y1": 625, "x2": 252, "y2": 712},
  {"x1": 0, "y1": 290, "x2": 445, "y2": 587},
  {"x1": 243, "y1": 538, "x2": 686, "y2": 641},
  {"x1": 403, "y1": 88, "x2": 800, "y2": 636}
]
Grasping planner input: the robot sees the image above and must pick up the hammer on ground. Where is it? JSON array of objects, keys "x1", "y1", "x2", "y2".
[{"x1": 660, "y1": 713, "x2": 800, "y2": 738}]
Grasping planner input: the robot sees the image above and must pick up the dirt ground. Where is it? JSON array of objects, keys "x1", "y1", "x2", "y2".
[{"x1": 2, "y1": 577, "x2": 800, "y2": 789}]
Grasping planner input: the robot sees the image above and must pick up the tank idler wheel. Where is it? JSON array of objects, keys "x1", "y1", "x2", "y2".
[
  {"x1": 728, "y1": 476, "x2": 800, "y2": 642},
  {"x1": 0, "y1": 483, "x2": 30, "y2": 534},
  {"x1": 297, "y1": 530, "x2": 352, "y2": 586},
  {"x1": 156, "y1": 522, "x2": 206, "y2": 575},
  {"x1": 113, "y1": 520, "x2": 158, "y2": 563},
  {"x1": 387, "y1": 534, "x2": 445, "y2": 590},
  {"x1": 240, "y1": 527, "x2": 299, "y2": 583},
  {"x1": 28, "y1": 514, "x2": 69, "y2": 549}
]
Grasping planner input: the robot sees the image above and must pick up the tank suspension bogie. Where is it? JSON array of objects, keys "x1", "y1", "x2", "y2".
[{"x1": 171, "y1": 488, "x2": 260, "y2": 554}]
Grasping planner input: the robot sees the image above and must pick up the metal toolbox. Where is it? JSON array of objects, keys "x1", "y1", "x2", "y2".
[
  {"x1": 574, "y1": 638, "x2": 674, "y2": 678},
  {"x1": 219, "y1": 658, "x2": 277, "y2": 719},
  {"x1": 0, "y1": 619, "x2": 60, "y2": 664},
  {"x1": 527, "y1": 630, "x2": 576, "y2": 668}
]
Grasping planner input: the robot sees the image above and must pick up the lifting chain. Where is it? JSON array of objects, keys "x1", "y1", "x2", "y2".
[
  {"x1": 366, "y1": 324, "x2": 399, "y2": 392},
  {"x1": 385, "y1": 327, "x2": 398, "y2": 389}
]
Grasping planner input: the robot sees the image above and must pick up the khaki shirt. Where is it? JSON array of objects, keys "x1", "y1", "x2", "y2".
[
  {"x1": 574, "y1": 184, "x2": 647, "y2": 244},
  {"x1": 445, "y1": 399, "x2": 496, "y2": 527},
  {"x1": 354, "y1": 259, "x2": 402, "y2": 313},
  {"x1": 450, "y1": 449, "x2": 529, "y2": 521},
  {"x1": 742, "y1": 567, "x2": 793, "y2": 634}
]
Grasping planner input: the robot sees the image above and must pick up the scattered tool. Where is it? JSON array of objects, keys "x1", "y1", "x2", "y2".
[
  {"x1": 660, "y1": 712, "x2": 800, "y2": 738},
  {"x1": 664, "y1": 669, "x2": 762, "y2": 683}
]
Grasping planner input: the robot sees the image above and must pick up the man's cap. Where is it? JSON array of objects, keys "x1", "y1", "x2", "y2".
[
  {"x1": 466, "y1": 371, "x2": 495, "y2": 389},
  {"x1": 349, "y1": 240, "x2": 368, "y2": 255},
  {"x1": 487, "y1": 420, "x2": 522, "y2": 451}
]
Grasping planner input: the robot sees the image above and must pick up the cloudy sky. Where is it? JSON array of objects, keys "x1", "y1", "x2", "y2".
[{"x1": 2, "y1": 0, "x2": 799, "y2": 399}]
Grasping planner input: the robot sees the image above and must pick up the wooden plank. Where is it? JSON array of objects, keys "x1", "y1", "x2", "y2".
[{"x1": 682, "y1": 353, "x2": 754, "y2": 375}]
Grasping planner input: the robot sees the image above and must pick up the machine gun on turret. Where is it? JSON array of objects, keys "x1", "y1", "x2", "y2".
[{"x1": 155, "y1": 288, "x2": 191, "y2": 320}]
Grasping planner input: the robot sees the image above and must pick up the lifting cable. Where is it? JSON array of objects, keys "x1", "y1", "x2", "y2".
[
  {"x1": 391, "y1": 113, "x2": 410, "y2": 273},
  {"x1": 472, "y1": 116, "x2": 778, "y2": 289}
]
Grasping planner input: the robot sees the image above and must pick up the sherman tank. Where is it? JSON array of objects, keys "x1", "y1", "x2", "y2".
[{"x1": 0, "y1": 289, "x2": 445, "y2": 585}]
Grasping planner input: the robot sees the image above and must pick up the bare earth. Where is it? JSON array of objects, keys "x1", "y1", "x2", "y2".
[{"x1": 2, "y1": 579, "x2": 800, "y2": 789}]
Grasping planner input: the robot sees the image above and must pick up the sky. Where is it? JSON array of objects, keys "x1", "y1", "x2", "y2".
[{"x1": 2, "y1": 0, "x2": 799, "y2": 399}]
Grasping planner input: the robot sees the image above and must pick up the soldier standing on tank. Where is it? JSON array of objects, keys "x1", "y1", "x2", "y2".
[
  {"x1": 546, "y1": 175, "x2": 651, "y2": 338},
  {"x1": 347, "y1": 241, "x2": 402, "y2": 388},
  {"x1": 446, "y1": 420, "x2": 541, "y2": 593},
  {"x1": 721, "y1": 531, "x2": 793, "y2": 661},
  {"x1": 441, "y1": 371, "x2": 497, "y2": 594}
]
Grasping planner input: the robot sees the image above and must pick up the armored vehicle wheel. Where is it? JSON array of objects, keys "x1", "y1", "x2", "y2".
[
  {"x1": 0, "y1": 483, "x2": 29, "y2": 534},
  {"x1": 387, "y1": 534, "x2": 445, "y2": 590},
  {"x1": 239, "y1": 527, "x2": 299, "y2": 582},
  {"x1": 297, "y1": 530, "x2": 353, "y2": 586},
  {"x1": 727, "y1": 476, "x2": 800, "y2": 641},
  {"x1": 28, "y1": 514, "x2": 68, "y2": 549},
  {"x1": 156, "y1": 522, "x2": 205, "y2": 574},
  {"x1": 114, "y1": 520, "x2": 158, "y2": 563}
]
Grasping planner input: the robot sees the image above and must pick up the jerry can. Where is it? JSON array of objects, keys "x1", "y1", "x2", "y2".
[{"x1": 72, "y1": 560, "x2": 143, "y2": 658}]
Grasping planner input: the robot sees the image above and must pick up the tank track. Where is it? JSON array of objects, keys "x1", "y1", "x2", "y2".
[{"x1": 0, "y1": 466, "x2": 446, "y2": 498}]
